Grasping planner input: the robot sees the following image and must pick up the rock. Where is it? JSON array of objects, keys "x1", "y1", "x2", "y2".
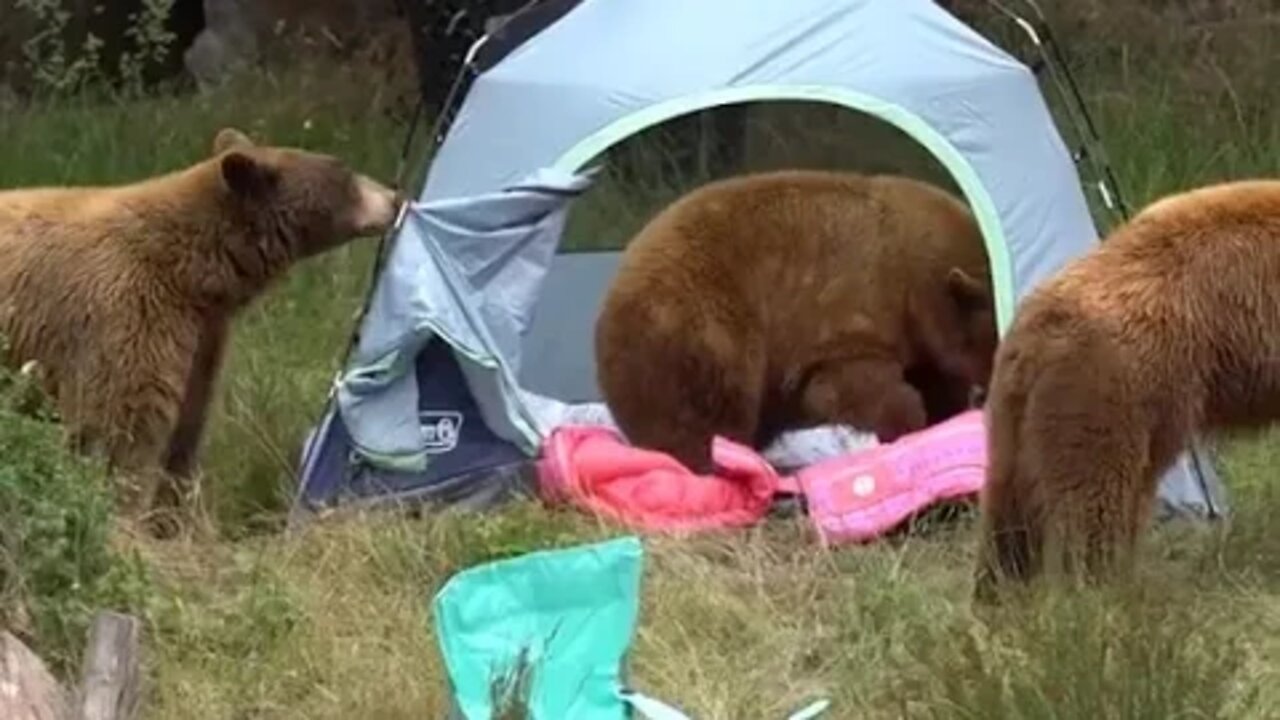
[
  {"x1": 184, "y1": 7, "x2": 253, "y2": 86},
  {"x1": 183, "y1": 0, "x2": 263, "y2": 87},
  {"x1": 0, "y1": 631, "x2": 71, "y2": 720},
  {"x1": 183, "y1": 0, "x2": 399, "y2": 88}
]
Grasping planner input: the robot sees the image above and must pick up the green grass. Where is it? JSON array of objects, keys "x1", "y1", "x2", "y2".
[{"x1": 4, "y1": 12, "x2": 1280, "y2": 717}]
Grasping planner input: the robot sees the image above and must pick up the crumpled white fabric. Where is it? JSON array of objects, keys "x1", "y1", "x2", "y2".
[{"x1": 518, "y1": 389, "x2": 879, "y2": 469}]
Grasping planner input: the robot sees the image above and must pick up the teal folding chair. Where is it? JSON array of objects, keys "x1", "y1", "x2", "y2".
[{"x1": 432, "y1": 535, "x2": 828, "y2": 719}]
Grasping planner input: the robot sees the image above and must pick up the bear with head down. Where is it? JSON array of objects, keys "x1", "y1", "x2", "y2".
[
  {"x1": 594, "y1": 169, "x2": 998, "y2": 474},
  {"x1": 0, "y1": 127, "x2": 400, "y2": 534},
  {"x1": 974, "y1": 179, "x2": 1280, "y2": 601}
]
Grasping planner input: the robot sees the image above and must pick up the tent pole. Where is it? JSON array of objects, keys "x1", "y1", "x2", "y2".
[
  {"x1": 336, "y1": 3, "x2": 547, "y2": 379},
  {"x1": 292, "y1": 2, "x2": 573, "y2": 520},
  {"x1": 983, "y1": 0, "x2": 1132, "y2": 224},
  {"x1": 1017, "y1": 0, "x2": 1132, "y2": 221},
  {"x1": 334, "y1": 32, "x2": 490, "y2": 378},
  {"x1": 980, "y1": 0, "x2": 1228, "y2": 522},
  {"x1": 317, "y1": 0, "x2": 567, "y2": 399},
  {"x1": 290, "y1": 29, "x2": 493, "y2": 515}
]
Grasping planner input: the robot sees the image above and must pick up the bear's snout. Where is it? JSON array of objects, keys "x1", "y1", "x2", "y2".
[{"x1": 351, "y1": 174, "x2": 401, "y2": 235}]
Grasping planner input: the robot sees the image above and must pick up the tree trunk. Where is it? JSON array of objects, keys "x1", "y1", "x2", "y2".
[{"x1": 75, "y1": 613, "x2": 142, "y2": 720}]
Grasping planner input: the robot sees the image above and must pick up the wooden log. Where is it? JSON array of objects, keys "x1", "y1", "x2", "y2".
[
  {"x1": 0, "y1": 630, "x2": 71, "y2": 720},
  {"x1": 74, "y1": 613, "x2": 142, "y2": 720}
]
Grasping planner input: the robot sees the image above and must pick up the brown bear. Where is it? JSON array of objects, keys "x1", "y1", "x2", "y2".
[
  {"x1": 0, "y1": 127, "x2": 400, "y2": 534},
  {"x1": 972, "y1": 179, "x2": 1280, "y2": 601},
  {"x1": 593, "y1": 169, "x2": 997, "y2": 474}
]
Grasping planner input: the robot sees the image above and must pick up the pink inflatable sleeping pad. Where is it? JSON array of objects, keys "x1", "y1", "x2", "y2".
[
  {"x1": 790, "y1": 409, "x2": 987, "y2": 544},
  {"x1": 536, "y1": 409, "x2": 988, "y2": 545}
]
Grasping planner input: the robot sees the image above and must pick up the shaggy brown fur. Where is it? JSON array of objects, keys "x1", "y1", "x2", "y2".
[
  {"x1": 594, "y1": 169, "x2": 997, "y2": 473},
  {"x1": 973, "y1": 179, "x2": 1280, "y2": 601},
  {"x1": 0, "y1": 127, "x2": 399, "y2": 534}
]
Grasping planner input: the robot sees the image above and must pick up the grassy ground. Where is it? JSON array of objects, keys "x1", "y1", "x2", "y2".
[{"x1": 5, "y1": 7, "x2": 1280, "y2": 718}]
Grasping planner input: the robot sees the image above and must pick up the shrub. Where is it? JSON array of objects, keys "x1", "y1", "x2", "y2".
[
  {"x1": 0, "y1": 344, "x2": 149, "y2": 676},
  {"x1": 9, "y1": 0, "x2": 178, "y2": 99}
]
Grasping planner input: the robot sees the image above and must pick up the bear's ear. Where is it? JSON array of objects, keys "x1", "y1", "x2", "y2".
[
  {"x1": 220, "y1": 152, "x2": 278, "y2": 200},
  {"x1": 212, "y1": 127, "x2": 254, "y2": 155},
  {"x1": 947, "y1": 267, "x2": 991, "y2": 311}
]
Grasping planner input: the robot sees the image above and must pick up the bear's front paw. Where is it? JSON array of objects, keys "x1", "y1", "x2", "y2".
[{"x1": 873, "y1": 385, "x2": 928, "y2": 442}]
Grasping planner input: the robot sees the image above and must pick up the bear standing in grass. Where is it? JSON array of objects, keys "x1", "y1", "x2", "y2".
[
  {"x1": 973, "y1": 179, "x2": 1280, "y2": 600},
  {"x1": 594, "y1": 169, "x2": 997, "y2": 473},
  {"x1": 0, "y1": 127, "x2": 400, "y2": 535}
]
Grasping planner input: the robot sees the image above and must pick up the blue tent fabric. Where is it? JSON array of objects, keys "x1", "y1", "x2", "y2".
[
  {"x1": 293, "y1": 340, "x2": 537, "y2": 513},
  {"x1": 293, "y1": 0, "x2": 1228, "y2": 521},
  {"x1": 335, "y1": 166, "x2": 596, "y2": 471}
]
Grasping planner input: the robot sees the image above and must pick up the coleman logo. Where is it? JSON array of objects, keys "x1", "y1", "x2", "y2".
[{"x1": 420, "y1": 411, "x2": 463, "y2": 453}]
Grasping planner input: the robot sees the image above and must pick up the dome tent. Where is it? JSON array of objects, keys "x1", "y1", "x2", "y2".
[{"x1": 289, "y1": 0, "x2": 1228, "y2": 524}]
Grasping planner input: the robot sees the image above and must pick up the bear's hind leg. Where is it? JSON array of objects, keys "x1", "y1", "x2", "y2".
[
  {"x1": 105, "y1": 432, "x2": 175, "y2": 538},
  {"x1": 973, "y1": 466, "x2": 1045, "y2": 603},
  {"x1": 973, "y1": 372, "x2": 1043, "y2": 602},
  {"x1": 597, "y1": 304, "x2": 765, "y2": 474},
  {"x1": 798, "y1": 354, "x2": 927, "y2": 443},
  {"x1": 103, "y1": 386, "x2": 189, "y2": 539},
  {"x1": 1016, "y1": 382, "x2": 1153, "y2": 589},
  {"x1": 974, "y1": 338, "x2": 1164, "y2": 604}
]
